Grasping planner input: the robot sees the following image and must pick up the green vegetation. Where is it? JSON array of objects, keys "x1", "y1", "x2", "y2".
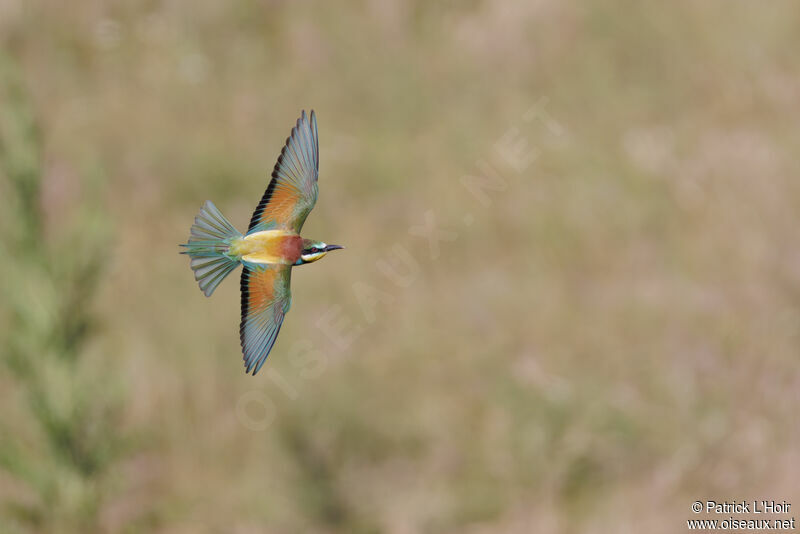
[
  {"x1": 0, "y1": 53, "x2": 125, "y2": 532},
  {"x1": 1, "y1": 1, "x2": 799, "y2": 532}
]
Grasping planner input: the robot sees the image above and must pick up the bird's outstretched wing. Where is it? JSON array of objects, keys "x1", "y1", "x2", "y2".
[
  {"x1": 240, "y1": 264, "x2": 292, "y2": 375},
  {"x1": 248, "y1": 110, "x2": 319, "y2": 234}
]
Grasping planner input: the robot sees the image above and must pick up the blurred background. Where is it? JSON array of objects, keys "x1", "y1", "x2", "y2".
[{"x1": 1, "y1": 1, "x2": 799, "y2": 532}]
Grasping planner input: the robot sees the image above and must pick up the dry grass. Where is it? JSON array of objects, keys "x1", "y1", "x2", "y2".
[{"x1": 1, "y1": 1, "x2": 799, "y2": 532}]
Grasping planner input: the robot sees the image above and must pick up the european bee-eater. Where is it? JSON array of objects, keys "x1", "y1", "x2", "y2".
[{"x1": 181, "y1": 110, "x2": 343, "y2": 375}]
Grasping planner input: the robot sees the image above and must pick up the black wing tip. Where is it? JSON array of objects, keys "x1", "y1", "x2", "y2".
[
  {"x1": 296, "y1": 109, "x2": 316, "y2": 129},
  {"x1": 243, "y1": 351, "x2": 263, "y2": 376},
  {"x1": 277, "y1": 110, "x2": 318, "y2": 175}
]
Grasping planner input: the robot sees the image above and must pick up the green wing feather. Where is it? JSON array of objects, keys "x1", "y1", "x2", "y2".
[
  {"x1": 239, "y1": 264, "x2": 292, "y2": 375},
  {"x1": 247, "y1": 110, "x2": 319, "y2": 234}
]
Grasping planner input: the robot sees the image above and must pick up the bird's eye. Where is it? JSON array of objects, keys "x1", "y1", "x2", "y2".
[{"x1": 309, "y1": 247, "x2": 319, "y2": 253}]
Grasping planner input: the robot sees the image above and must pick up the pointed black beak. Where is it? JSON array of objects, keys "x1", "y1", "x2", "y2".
[{"x1": 324, "y1": 244, "x2": 344, "y2": 252}]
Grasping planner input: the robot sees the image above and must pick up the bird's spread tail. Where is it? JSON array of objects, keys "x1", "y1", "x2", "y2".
[{"x1": 181, "y1": 200, "x2": 242, "y2": 297}]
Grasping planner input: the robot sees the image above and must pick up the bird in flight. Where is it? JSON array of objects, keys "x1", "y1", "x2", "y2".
[{"x1": 181, "y1": 110, "x2": 343, "y2": 375}]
